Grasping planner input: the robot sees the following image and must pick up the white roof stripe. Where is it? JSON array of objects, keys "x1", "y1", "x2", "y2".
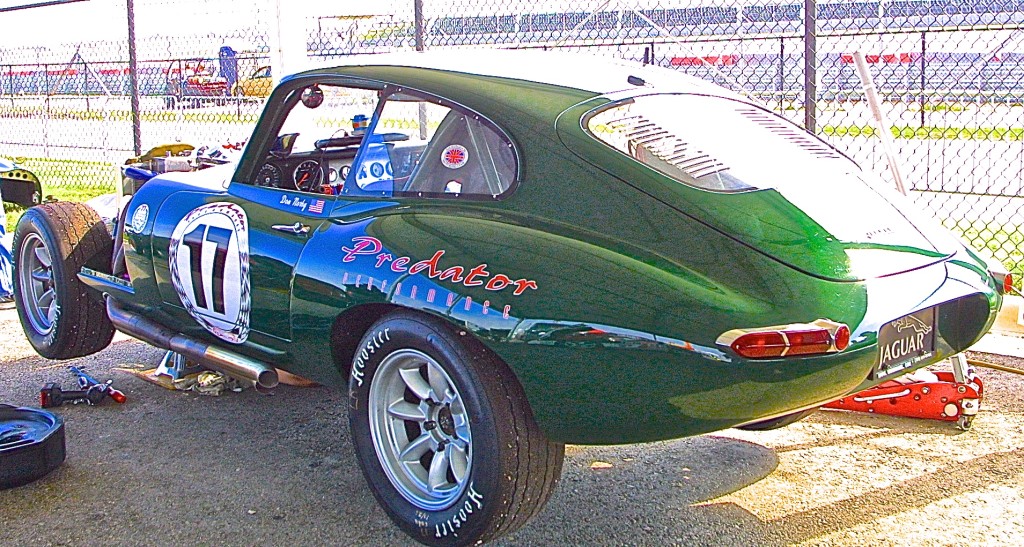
[{"x1": 305, "y1": 49, "x2": 740, "y2": 98}]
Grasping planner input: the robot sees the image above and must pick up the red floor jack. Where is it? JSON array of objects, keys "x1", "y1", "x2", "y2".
[{"x1": 823, "y1": 354, "x2": 982, "y2": 430}]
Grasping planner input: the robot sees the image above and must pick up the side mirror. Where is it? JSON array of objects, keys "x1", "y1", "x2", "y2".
[{"x1": 301, "y1": 85, "x2": 324, "y2": 109}]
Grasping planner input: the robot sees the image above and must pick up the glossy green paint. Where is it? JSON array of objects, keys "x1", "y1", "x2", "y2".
[{"x1": 118, "y1": 58, "x2": 1002, "y2": 445}]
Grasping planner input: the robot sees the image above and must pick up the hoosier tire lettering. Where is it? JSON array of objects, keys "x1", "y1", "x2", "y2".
[
  {"x1": 351, "y1": 327, "x2": 390, "y2": 387},
  {"x1": 347, "y1": 311, "x2": 564, "y2": 546},
  {"x1": 435, "y1": 484, "x2": 484, "y2": 539}
]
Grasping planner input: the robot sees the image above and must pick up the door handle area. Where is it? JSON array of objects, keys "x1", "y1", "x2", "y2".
[{"x1": 271, "y1": 222, "x2": 310, "y2": 235}]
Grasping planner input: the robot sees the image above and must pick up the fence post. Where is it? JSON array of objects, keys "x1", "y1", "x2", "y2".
[
  {"x1": 778, "y1": 37, "x2": 786, "y2": 111},
  {"x1": 83, "y1": 59, "x2": 90, "y2": 112},
  {"x1": 803, "y1": 0, "x2": 817, "y2": 133},
  {"x1": 920, "y1": 31, "x2": 926, "y2": 129},
  {"x1": 43, "y1": 62, "x2": 50, "y2": 157},
  {"x1": 414, "y1": 0, "x2": 427, "y2": 140},
  {"x1": 414, "y1": 0, "x2": 425, "y2": 52},
  {"x1": 127, "y1": 0, "x2": 142, "y2": 157}
]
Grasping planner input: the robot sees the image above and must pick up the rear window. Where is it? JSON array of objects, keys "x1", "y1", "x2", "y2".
[{"x1": 585, "y1": 94, "x2": 857, "y2": 193}]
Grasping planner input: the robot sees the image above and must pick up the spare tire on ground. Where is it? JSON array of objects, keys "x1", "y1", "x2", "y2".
[{"x1": 0, "y1": 404, "x2": 66, "y2": 489}]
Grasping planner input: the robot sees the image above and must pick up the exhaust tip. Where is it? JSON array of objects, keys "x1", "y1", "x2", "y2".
[{"x1": 256, "y1": 369, "x2": 279, "y2": 390}]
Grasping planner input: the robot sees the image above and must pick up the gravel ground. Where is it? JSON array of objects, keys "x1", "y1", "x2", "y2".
[{"x1": 2, "y1": 299, "x2": 1023, "y2": 546}]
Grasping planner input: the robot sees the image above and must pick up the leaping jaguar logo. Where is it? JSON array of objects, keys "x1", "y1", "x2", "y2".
[{"x1": 891, "y1": 315, "x2": 932, "y2": 335}]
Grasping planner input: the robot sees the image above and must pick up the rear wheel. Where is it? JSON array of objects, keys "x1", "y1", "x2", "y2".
[
  {"x1": 349, "y1": 311, "x2": 563, "y2": 546},
  {"x1": 13, "y1": 202, "x2": 115, "y2": 359}
]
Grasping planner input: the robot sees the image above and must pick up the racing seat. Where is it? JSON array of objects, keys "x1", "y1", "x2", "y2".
[{"x1": 403, "y1": 111, "x2": 510, "y2": 196}]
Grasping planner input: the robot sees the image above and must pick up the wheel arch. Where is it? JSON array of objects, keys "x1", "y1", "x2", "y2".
[
  {"x1": 328, "y1": 303, "x2": 533, "y2": 400},
  {"x1": 329, "y1": 302, "x2": 401, "y2": 377}
]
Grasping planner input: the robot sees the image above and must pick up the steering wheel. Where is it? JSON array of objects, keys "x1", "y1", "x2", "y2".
[{"x1": 315, "y1": 134, "x2": 361, "y2": 150}]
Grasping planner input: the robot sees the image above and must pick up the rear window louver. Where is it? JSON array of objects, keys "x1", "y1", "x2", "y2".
[
  {"x1": 736, "y1": 107, "x2": 844, "y2": 160},
  {"x1": 613, "y1": 114, "x2": 730, "y2": 179}
]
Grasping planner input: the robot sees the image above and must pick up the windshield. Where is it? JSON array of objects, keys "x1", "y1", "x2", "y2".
[{"x1": 586, "y1": 94, "x2": 859, "y2": 193}]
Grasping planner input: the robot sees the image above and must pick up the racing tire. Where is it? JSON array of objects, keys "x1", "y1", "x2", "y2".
[
  {"x1": 348, "y1": 311, "x2": 564, "y2": 546},
  {"x1": 735, "y1": 407, "x2": 819, "y2": 431},
  {"x1": 13, "y1": 202, "x2": 115, "y2": 360}
]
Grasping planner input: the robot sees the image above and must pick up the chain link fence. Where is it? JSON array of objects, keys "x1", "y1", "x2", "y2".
[{"x1": 1, "y1": 0, "x2": 1022, "y2": 286}]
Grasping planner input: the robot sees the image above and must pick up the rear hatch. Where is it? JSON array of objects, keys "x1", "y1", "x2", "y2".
[{"x1": 564, "y1": 93, "x2": 961, "y2": 281}]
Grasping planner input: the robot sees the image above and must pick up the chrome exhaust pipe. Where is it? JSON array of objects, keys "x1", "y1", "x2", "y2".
[{"x1": 106, "y1": 298, "x2": 278, "y2": 389}]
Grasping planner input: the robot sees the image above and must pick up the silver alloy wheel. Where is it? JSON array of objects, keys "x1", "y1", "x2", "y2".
[
  {"x1": 368, "y1": 348, "x2": 472, "y2": 511},
  {"x1": 17, "y1": 233, "x2": 57, "y2": 336}
]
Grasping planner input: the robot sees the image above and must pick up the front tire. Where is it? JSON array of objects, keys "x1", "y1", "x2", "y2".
[
  {"x1": 349, "y1": 311, "x2": 563, "y2": 546},
  {"x1": 13, "y1": 202, "x2": 115, "y2": 359}
]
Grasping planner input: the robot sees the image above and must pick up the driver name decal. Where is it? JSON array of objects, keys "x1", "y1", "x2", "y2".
[
  {"x1": 278, "y1": 192, "x2": 328, "y2": 216},
  {"x1": 169, "y1": 202, "x2": 251, "y2": 344},
  {"x1": 341, "y1": 236, "x2": 537, "y2": 295}
]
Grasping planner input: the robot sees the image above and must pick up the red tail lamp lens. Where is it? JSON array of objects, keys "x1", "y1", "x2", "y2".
[
  {"x1": 724, "y1": 320, "x2": 851, "y2": 359},
  {"x1": 834, "y1": 325, "x2": 851, "y2": 351},
  {"x1": 990, "y1": 269, "x2": 1013, "y2": 295},
  {"x1": 783, "y1": 329, "x2": 834, "y2": 356},
  {"x1": 730, "y1": 332, "x2": 787, "y2": 359}
]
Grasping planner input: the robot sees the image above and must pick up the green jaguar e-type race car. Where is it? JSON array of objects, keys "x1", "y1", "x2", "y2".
[{"x1": 11, "y1": 50, "x2": 1006, "y2": 546}]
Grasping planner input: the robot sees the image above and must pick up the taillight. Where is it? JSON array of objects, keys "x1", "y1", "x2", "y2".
[
  {"x1": 717, "y1": 319, "x2": 851, "y2": 359},
  {"x1": 985, "y1": 260, "x2": 1012, "y2": 295},
  {"x1": 992, "y1": 271, "x2": 1013, "y2": 295}
]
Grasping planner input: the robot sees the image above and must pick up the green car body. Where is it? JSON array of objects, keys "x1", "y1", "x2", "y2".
[
  {"x1": 13, "y1": 50, "x2": 1005, "y2": 545},
  {"x1": 95, "y1": 51, "x2": 1001, "y2": 445}
]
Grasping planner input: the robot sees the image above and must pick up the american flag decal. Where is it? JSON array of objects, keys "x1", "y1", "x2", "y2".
[{"x1": 309, "y1": 199, "x2": 325, "y2": 214}]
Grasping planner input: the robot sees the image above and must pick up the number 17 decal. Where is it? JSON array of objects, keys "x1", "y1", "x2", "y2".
[{"x1": 169, "y1": 202, "x2": 251, "y2": 344}]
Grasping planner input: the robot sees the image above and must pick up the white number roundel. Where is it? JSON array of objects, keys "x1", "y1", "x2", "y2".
[{"x1": 168, "y1": 202, "x2": 250, "y2": 344}]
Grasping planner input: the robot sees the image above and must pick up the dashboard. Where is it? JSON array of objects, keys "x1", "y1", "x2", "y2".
[
  {"x1": 250, "y1": 133, "x2": 425, "y2": 195},
  {"x1": 254, "y1": 147, "x2": 358, "y2": 193}
]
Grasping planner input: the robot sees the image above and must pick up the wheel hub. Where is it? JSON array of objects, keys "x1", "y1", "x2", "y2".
[
  {"x1": 367, "y1": 349, "x2": 473, "y2": 511},
  {"x1": 437, "y1": 406, "x2": 456, "y2": 436},
  {"x1": 17, "y1": 233, "x2": 57, "y2": 336}
]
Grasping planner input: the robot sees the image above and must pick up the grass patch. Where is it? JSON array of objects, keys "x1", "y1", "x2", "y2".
[
  {"x1": 13, "y1": 157, "x2": 116, "y2": 188},
  {"x1": 0, "y1": 106, "x2": 261, "y2": 124},
  {"x1": 823, "y1": 124, "x2": 1024, "y2": 140},
  {"x1": 4, "y1": 182, "x2": 115, "y2": 234},
  {"x1": 908, "y1": 103, "x2": 970, "y2": 112},
  {"x1": 3, "y1": 156, "x2": 115, "y2": 233},
  {"x1": 942, "y1": 218, "x2": 1024, "y2": 291}
]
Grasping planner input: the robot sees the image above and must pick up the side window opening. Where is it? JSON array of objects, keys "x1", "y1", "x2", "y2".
[
  {"x1": 342, "y1": 89, "x2": 517, "y2": 199},
  {"x1": 251, "y1": 82, "x2": 380, "y2": 196},
  {"x1": 343, "y1": 97, "x2": 447, "y2": 196}
]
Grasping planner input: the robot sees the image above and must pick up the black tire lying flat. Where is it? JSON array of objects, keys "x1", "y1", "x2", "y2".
[
  {"x1": 13, "y1": 202, "x2": 115, "y2": 360},
  {"x1": 0, "y1": 405, "x2": 66, "y2": 490},
  {"x1": 736, "y1": 407, "x2": 819, "y2": 431},
  {"x1": 349, "y1": 311, "x2": 564, "y2": 546}
]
